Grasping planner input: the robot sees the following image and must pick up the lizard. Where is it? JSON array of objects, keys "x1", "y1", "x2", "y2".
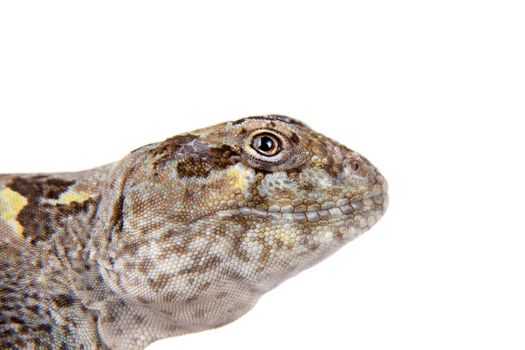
[{"x1": 0, "y1": 114, "x2": 388, "y2": 349}]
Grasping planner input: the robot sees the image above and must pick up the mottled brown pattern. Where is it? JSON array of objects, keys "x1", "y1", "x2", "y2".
[
  {"x1": 0, "y1": 115, "x2": 388, "y2": 350},
  {"x1": 149, "y1": 134, "x2": 200, "y2": 170},
  {"x1": 4, "y1": 176, "x2": 100, "y2": 245},
  {"x1": 176, "y1": 145, "x2": 241, "y2": 178}
]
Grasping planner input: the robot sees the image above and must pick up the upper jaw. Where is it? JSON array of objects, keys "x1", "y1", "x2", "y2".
[{"x1": 236, "y1": 190, "x2": 388, "y2": 223}]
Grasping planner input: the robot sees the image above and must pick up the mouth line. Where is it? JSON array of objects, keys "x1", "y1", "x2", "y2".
[{"x1": 237, "y1": 193, "x2": 388, "y2": 222}]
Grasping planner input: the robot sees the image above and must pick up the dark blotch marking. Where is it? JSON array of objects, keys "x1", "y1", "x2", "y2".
[
  {"x1": 51, "y1": 294, "x2": 76, "y2": 308},
  {"x1": 176, "y1": 145, "x2": 241, "y2": 178},
  {"x1": 34, "y1": 323, "x2": 52, "y2": 333},
  {"x1": 9, "y1": 316, "x2": 26, "y2": 325},
  {"x1": 109, "y1": 194, "x2": 125, "y2": 233},
  {"x1": 150, "y1": 134, "x2": 200, "y2": 170},
  {"x1": 5, "y1": 176, "x2": 92, "y2": 244},
  {"x1": 290, "y1": 132, "x2": 300, "y2": 145},
  {"x1": 26, "y1": 305, "x2": 40, "y2": 314},
  {"x1": 7, "y1": 176, "x2": 74, "y2": 200}
]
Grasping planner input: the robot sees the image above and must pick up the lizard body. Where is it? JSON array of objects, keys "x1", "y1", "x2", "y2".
[{"x1": 0, "y1": 115, "x2": 388, "y2": 349}]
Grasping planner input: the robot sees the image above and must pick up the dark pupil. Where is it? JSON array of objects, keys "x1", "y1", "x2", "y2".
[{"x1": 258, "y1": 136, "x2": 274, "y2": 152}]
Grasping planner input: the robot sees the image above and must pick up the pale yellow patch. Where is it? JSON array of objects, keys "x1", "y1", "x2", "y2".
[
  {"x1": 58, "y1": 190, "x2": 91, "y2": 205},
  {"x1": 190, "y1": 130, "x2": 207, "y2": 137},
  {"x1": 278, "y1": 231, "x2": 290, "y2": 241},
  {"x1": 276, "y1": 229, "x2": 295, "y2": 244},
  {"x1": 311, "y1": 155, "x2": 327, "y2": 169},
  {"x1": 0, "y1": 187, "x2": 28, "y2": 234},
  {"x1": 227, "y1": 166, "x2": 250, "y2": 192}
]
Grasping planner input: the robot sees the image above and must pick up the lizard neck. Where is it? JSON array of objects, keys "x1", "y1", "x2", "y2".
[
  {"x1": 0, "y1": 166, "x2": 114, "y2": 293},
  {"x1": 0, "y1": 165, "x2": 119, "y2": 348}
]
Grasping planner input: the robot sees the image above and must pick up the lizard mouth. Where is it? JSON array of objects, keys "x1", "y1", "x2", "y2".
[{"x1": 238, "y1": 192, "x2": 388, "y2": 223}]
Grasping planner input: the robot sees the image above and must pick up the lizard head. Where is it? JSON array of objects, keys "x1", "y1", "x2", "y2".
[{"x1": 95, "y1": 115, "x2": 388, "y2": 330}]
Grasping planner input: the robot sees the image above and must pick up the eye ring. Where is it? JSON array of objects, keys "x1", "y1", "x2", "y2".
[{"x1": 251, "y1": 133, "x2": 282, "y2": 156}]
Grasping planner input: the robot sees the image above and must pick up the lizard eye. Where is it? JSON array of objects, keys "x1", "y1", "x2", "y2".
[
  {"x1": 241, "y1": 128, "x2": 303, "y2": 170},
  {"x1": 251, "y1": 133, "x2": 282, "y2": 156}
]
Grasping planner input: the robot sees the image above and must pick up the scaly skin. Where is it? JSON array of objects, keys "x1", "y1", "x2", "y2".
[{"x1": 0, "y1": 115, "x2": 388, "y2": 349}]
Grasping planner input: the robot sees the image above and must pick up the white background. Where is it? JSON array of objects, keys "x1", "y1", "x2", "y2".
[{"x1": 1, "y1": 1, "x2": 524, "y2": 349}]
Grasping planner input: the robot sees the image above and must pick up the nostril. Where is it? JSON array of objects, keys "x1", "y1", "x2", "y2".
[{"x1": 345, "y1": 157, "x2": 367, "y2": 176}]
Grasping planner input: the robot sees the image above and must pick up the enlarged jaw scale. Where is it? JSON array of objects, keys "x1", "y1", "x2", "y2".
[{"x1": 0, "y1": 114, "x2": 388, "y2": 350}]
